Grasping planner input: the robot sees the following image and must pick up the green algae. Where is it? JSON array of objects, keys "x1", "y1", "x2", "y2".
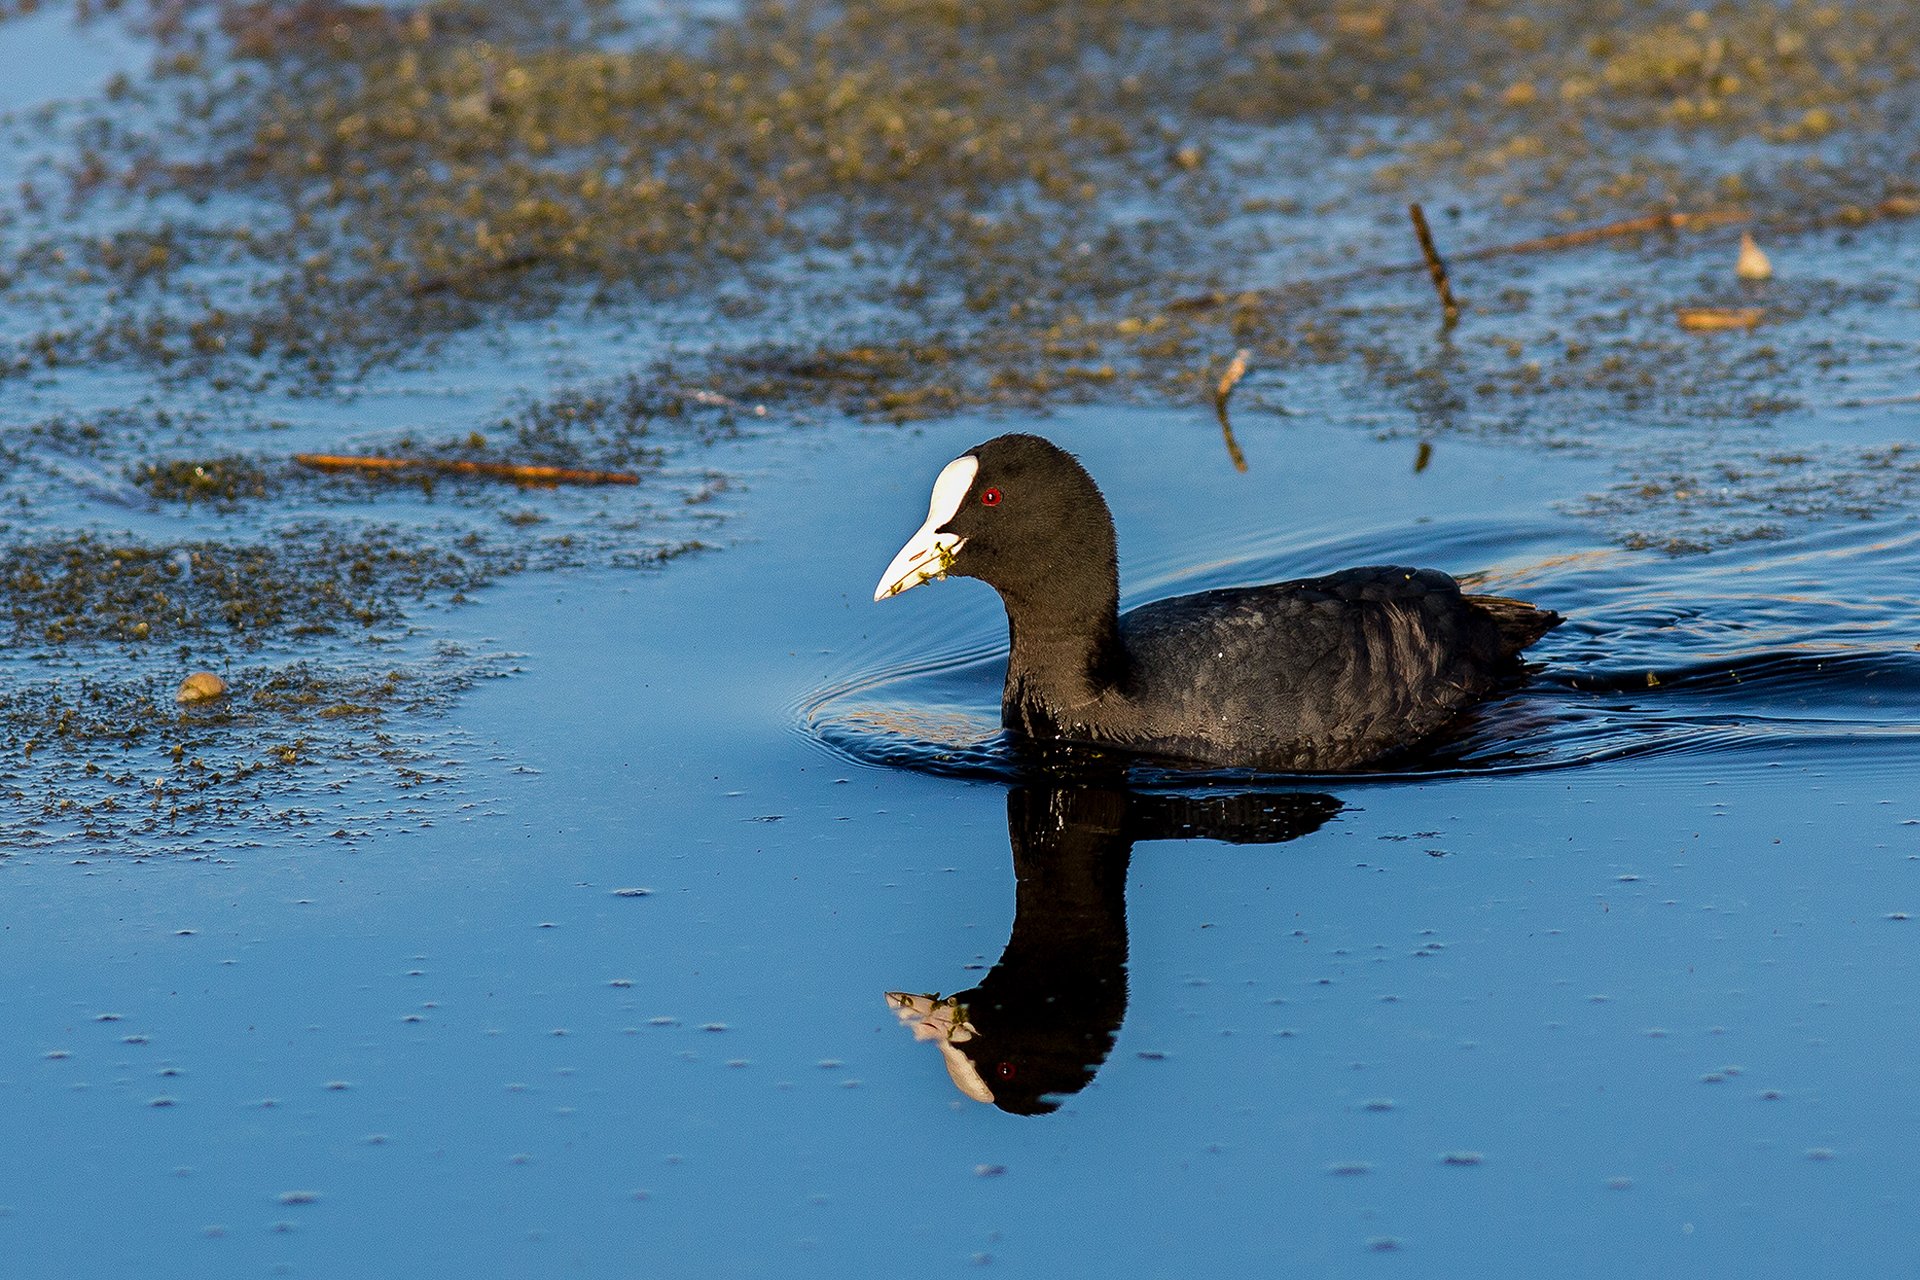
[
  {"x1": 132, "y1": 454, "x2": 282, "y2": 503},
  {"x1": 7, "y1": 0, "x2": 1913, "y2": 397},
  {"x1": 0, "y1": 659, "x2": 472, "y2": 844},
  {"x1": 1580, "y1": 439, "x2": 1920, "y2": 552},
  {"x1": 2, "y1": 529, "x2": 493, "y2": 647}
]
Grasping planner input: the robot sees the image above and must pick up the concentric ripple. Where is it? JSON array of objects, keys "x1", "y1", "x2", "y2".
[{"x1": 803, "y1": 516, "x2": 1920, "y2": 788}]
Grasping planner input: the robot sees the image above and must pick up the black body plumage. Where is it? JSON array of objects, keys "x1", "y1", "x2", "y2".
[{"x1": 880, "y1": 433, "x2": 1561, "y2": 771}]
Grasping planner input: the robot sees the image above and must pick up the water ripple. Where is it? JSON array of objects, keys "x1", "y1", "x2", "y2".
[{"x1": 802, "y1": 516, "x2": 1920, "y2": 788}]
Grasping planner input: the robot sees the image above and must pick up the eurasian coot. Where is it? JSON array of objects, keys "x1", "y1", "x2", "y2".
[{"x1": 874, "y1": 433, "x2": 1560, "y2": 771}]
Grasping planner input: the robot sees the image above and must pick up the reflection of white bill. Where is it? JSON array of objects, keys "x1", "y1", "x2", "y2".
[{"x1": 885, "y1": 991, "x2": 993, "y2": 1105}]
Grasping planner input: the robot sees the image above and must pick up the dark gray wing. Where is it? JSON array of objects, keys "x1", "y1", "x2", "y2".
[{"x1": 1116, "y1": 566, "x2": 1508, "y2": 769}]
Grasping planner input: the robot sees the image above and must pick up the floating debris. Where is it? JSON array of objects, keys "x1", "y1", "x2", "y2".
[
  {"x1": 1214, "y1": 348, "x2": 1251, "y2": 409},
  {"x1": 1676, "y1": 307, "x2": 1764, "y2": 332},
  {"x1": 1212, "y1": 348, "x2": 1252, "y2": 473},
  {"x1": 1408, "y1": 201, "x2": 1462, "y2": 326},
  {"x1": 1736, "y1": 231, "x2": 1773, "y2": 281},
  {"x1": 294, "y1": 454, "x2": 640, "y2": 487},
  {"x1": 176, "y1": 672, "x2": 229, "y2": 705}
]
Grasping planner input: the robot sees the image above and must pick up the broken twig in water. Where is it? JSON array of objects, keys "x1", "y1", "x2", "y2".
[
  {"x1": 1213, "y1": 349, "x2": 1251, "y2": 472},
  {"x1": 1836, "y1": 392, "x2": 1920, "y2": 408},
  {"x1": 1674, "y1": 307, "x2": 1764, "y2": 332},
  {"x1": 1458, "y1": 208, "x2": 1750, "y2": 264},
  {"x1": 294, "y1": 454, "x2": 641, "y2": 486},
  {"x1": 1408, "y1": 202, "x2": 1460, "y2": 326},
  {"x1": 1171, "y1": 197, "x2": 1920, "y2": 313},
  {"x1": 1170, "y1": 208, "x2": 1756, "y2": 311}
]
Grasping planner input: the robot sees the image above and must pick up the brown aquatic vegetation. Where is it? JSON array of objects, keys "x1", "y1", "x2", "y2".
[
  {"x1": 1, "y1": 530, "x2": 494, "y2": 646},
  {"x1": 3, "y1": 0, "x2": 1915, "y2": 398}
]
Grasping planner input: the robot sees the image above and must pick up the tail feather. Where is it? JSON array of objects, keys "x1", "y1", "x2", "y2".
[{"x1": 1465, "y1": 594, "x2": 1562, "y2": 660}]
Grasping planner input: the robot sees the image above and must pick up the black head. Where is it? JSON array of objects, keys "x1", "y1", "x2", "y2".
[{"x1": 874, "y1": 434, "x2": 1118, "y2": 613}]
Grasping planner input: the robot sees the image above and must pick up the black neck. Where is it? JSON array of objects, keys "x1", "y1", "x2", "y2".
[{"x1": 998, "y1": 568, "x2": 1126, "y2": 736}]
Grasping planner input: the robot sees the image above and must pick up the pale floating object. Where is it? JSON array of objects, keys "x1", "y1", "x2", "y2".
[
  {"x1": 1214, "y1": 348, "x2": 1251, "y2": 405},
  {"x1": 1676, "y1": 306, "x2": 1764, "y2": 332},
  {"x1": 1213, "y1": 348, "x2": 1253, "y2": 472},
  {"x1": 176, "y1": 672, "x2": 229, "y2": 704},
  {"x1": 1736, "y1": 230, "x2": 1773, "y2": 280}
]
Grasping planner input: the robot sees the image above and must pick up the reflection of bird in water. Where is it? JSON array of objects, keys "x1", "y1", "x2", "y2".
[{"x1": 887, "y1": 784, "x2": 1341, "y2": 1115}]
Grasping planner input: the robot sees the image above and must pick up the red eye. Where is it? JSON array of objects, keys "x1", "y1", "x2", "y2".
[
  {"x1": 981, "y1": 488, "x2": 1002, "y2": 506},
  {"x1": 997, "y1": 1062, "x2": 1016, "y2": 1079}
]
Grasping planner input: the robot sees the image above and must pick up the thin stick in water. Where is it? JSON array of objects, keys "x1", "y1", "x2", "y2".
[
  {"x1": 294, "y1": 454, "x2": 640, "y2": 486},
  {"x1": 1408, "y1": 202, "x2": 1461, "y2": 327},
  {"x1": 1835, "y1": 392, "x2": 1920, "y2": 408},
  {"x1": 1213, "y1": 349, "x2": 1251, "y2": 472}
]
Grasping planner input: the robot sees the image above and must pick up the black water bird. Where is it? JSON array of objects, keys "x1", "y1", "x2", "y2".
[
  {"x1": 875, "y1": 433, "x2": 1560, "y2": 771},
  {"x1": 888, "y1": 785, "x2": 1340, "y2": 1114}
]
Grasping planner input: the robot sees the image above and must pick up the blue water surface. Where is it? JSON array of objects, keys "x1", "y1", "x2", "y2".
[{"x1": 4, "y1": 412, "x2": 1917, "y2": 1277}]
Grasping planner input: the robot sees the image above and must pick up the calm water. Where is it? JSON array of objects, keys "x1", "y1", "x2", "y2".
[
  {"x1": 5, "y1": 411, "x2": 1918, "y2": 1276},
  {"x1": 3, "y1": 6, "x2": 1920, "y2": 1277}
]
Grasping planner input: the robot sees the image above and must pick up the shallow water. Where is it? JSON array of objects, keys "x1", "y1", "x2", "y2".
[
  {"x1": 5, "y1": 410, "x2": 1919, "y2": 1276},
  {"x1": 3, "y1": 3, "x2": 1920, "y2": 1275}
]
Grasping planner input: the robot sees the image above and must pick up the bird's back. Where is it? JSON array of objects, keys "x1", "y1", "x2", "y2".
[{"x1": 1111, "y1": 566, "x2": 1551, "y2": 770}]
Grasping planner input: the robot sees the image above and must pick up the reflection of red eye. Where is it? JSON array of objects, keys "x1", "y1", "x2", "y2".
[
  {"x1": 981, "y1": 488, "x2": 1001, "y2": 506},
  {"x1": 997, "y1": 1062, "x2": 1015, "y2": 1079}
]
